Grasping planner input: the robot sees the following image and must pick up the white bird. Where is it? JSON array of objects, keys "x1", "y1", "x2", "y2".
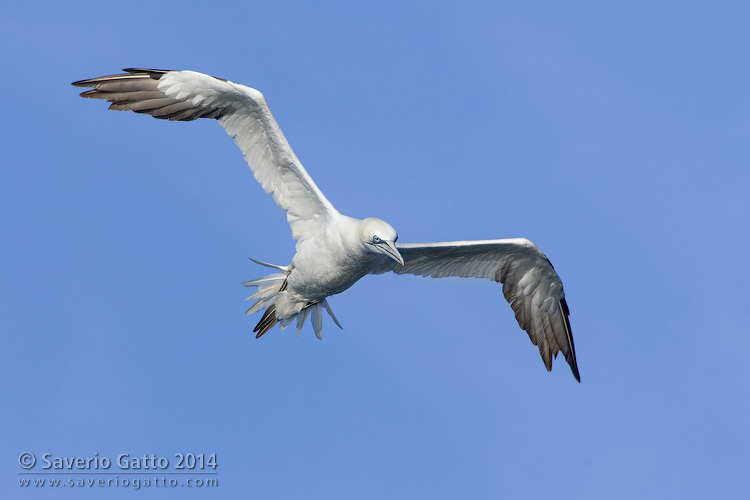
[{"x1": 73, "y1": 68, "x2": 580, "y2": 382}]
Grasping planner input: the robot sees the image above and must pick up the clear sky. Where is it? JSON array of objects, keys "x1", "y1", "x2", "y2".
[{"x1": 2, "y1": 1, "x2": 748, "y2": 498}]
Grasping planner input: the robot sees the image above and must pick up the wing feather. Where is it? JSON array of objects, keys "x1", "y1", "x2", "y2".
[
  {"x1": 72, "y1": 68, "x2": 337, "y2": 242},
  {"x1": 372, "y1": 238, "x2": 580, "y2": 381}
]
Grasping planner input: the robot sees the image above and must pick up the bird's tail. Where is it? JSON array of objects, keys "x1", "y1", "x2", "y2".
[
  {"x1": 242, "y1": 261, "x2": 288, "y2": 338},
  {"x1": 242, "y1": 259, "x2": 343, "y2": 339}
]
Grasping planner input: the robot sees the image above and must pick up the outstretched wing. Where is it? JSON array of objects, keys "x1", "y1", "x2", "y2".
[
  {"x1": 72, "y1": 68, "x2": 338, "y2": 242},
  {"x1": 372, "y1": 238, "x2": 580, "y2": 381}
]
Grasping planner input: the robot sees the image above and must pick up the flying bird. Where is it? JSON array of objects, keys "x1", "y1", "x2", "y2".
[{"x1": 72, "y1": 68, "x2": 580, "y2": 381}]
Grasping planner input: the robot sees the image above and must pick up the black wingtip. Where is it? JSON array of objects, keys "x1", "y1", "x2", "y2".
[
  {"x1": 72, "y1": 69, "x2": 170, "y2": 88},
  {"x1": 121, "y1": 68, "x2": 170, "y2": 78},
  {"x1": 560, "y1": 298, "x2": 581, "y2": 382},
  {"x1": 571, "y1": 364, "x2": 581, "y2": 383},
  {"x1": 71, "y1": 77, "x2": 95, "y2": 87}
]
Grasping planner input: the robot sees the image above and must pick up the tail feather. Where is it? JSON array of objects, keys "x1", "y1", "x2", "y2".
[
  {"x1": 311, "y1": 304, "x2": 323, "y2": 339},
  {"x1": 244, "y1": 262, "x2": 289, "y2": 337},
  {"x1": 322, "y1": 299, "x2": 343, "y2": 330},
  {"x1": 242, "y1": 273, "x2": 288, "y2": 287},
  {"x1": 248, "y1": 257, "x2": 291, "y2": 272},
  {"x1": 296, "y1": 307, "x2": 310, "y2": 335},
  {"x1": 244, "y1": 285, "x2": 283, "y2": 316},
  {"x1": 244, "y1": 259, "x2": 342, "y2": 338},
  {"x1": 253, "y1": 304, "x2": 279, "y2": 338},
  {"x1": 243, "y1": 267, "x2": 287, "y2": 317}
]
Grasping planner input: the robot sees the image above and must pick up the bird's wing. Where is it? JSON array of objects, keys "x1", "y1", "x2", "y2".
[
  {"x1": 372, "y1": 238, "x2": 580, "y2": 381},
  {"x1": 72, "y1": 68, "x2": 337, "y2": 242}
]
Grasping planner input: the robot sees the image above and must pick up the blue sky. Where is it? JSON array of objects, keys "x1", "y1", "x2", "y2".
[{"x1": 2, "y1": 1, "x2": 749, "y2": 498}]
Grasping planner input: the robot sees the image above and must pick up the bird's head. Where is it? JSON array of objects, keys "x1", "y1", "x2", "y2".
[{"x1": 359, "y1": 218, "x2": 404, "y2": 266}]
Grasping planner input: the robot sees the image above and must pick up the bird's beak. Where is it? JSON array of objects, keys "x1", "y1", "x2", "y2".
[{"x1": 379, "y1": 240, "x2": 405, "y2": 267}]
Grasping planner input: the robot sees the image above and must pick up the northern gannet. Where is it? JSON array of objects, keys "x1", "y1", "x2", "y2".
[{"x1": 73, "y1": 68, "x2": 580, "y2": 381}]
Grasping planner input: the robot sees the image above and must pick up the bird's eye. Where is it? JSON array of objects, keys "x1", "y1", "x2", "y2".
[{"x1": 373, "y1": 235, "x2": 381, "y2": 243}]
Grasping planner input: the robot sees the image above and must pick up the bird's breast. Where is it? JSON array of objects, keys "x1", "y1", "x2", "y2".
[{"x1": 286, "y1": 242, "x2": 384, "y2": 303}]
